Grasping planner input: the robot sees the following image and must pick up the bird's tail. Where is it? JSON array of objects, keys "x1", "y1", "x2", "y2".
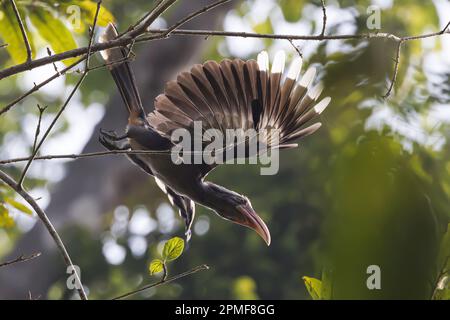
[{"x1": 99, "y1": 23, "x2": 146, "y2": 120}]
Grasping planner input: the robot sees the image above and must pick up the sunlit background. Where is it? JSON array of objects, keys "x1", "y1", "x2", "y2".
[{"x1": 0, "y1": 0, "x2": 449, "y2": 299}]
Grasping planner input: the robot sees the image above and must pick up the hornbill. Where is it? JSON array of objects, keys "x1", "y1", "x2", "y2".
[{"x1": 98, "y1": 24, "x2": 330, "y2": 245}]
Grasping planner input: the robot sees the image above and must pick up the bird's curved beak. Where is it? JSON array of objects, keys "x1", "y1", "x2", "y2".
[{"x1": 237, "y1": 204, "x2": 271, "y2": 246}]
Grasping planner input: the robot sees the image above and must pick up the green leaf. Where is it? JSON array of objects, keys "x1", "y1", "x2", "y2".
[
  {"x1": 302, "y1": 276, "x2": 322, "y2": 300},
  {"x1": 0, "y1": 2, "x2": 29, "y2": 64},
  {"x1": 77, "y1": 0, "x2": 115, "y2": 26},
  {"x1": 149, "y1": 259, "x2": 164, "y2": 275},
  {"x1": 29, "y1": 6, "x2": 78, "y2": 66},
  {"x1": 162, "y1": 237, "x2": 184, "y2": 261},
  {"x1": 0, "y1": 204, "x2": 14, "y2": 228},
  {"x1": 5, "y1": 198, "x2": 32, "y2": 215},
  {"x1": 279, "y1": 0, "x2": 304, "y2": 23}
]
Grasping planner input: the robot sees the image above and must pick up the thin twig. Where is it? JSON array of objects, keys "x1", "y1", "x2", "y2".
[
  {"x1": 123, "y1": 0, "x2": 178, "y2": 39},
  {"x1": 119, "y1": 0, "x2": 164, "y2": 37},
  {"x1": 112, "y1": 264, "x2": 209, "y2": 300},
  {"x1": 9, "y1": 0, "x2": 32, "y2": 62},
  {"x1": 288, "y1": 39, "x2": 303, "y2": 58},
  {"x1": 0, "y1": 56, "x2": 86, "y2": 116},
  {"x1": 383, "y1": 40, "x2": 402, "y2": 99},
  {"x1": 31, "y1": 104, "x2": 47, "y2": 153},
  {"x1": 0, "y1": 170, "x2": 87, "y2": 300},
  {"x1": 320, "y1": 0, "x2": 327, "y2": 37},
  {"x1": 162, "y1": 0, "x2": 231, "y2": 37},
  {"x1": 0, "y1": 149, "x2": 205, "y2": 165},
  {"x1": 16, "y1": 2, "x2": 101, "y2": 188},
  {"x1": 1, "y1": 20, "x2": 449, "y2": 82},
  {"x1": 0, "y1": 43, "x2": 8, "y2": 49},
  {"x1": 0, "y1": 252, "x2": 41, "y2": 268}
]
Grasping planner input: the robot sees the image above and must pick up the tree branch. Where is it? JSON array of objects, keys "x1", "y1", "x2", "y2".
[
  {"x1": 383, "y1": 40, "x2": 403, "y2": 99},
  {"x1": 1, "y1": 17, "x2": 448, "y2": 83},
  {"x1": 112, "y1": 264, "x2": 209, "y2": 300},
  {"x1": 320, "y1": 0, "x2": 327, "y2": 37},
  {"x1": 16, "y1": 1, "x2": 101, "y2": 188},
  {"x1": 0, "y1": 170, "x2": 87, "y2": 300},
  {"x1": 9, "y1": 0, "x2": 32, "y2": 62},
  {"x1": 0, "y1": 57, "x2": 85, "y2": 116},
  {"x1": 0, "y1": 252, "x2": 41, "y2": 268}
]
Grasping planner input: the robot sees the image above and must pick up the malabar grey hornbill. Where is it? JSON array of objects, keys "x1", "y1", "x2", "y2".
[{"x1": 98, "y1": 24, "x2": 330, "y2": 245}]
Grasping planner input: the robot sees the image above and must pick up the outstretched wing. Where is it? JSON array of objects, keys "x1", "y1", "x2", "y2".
[{"x1": 147, "y1": 50, "x2": 330, "y2": 163}]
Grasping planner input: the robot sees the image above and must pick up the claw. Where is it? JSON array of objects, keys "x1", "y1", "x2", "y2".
[{"x1": 99, "y1": 128, "x2": 127, "y2": 141}]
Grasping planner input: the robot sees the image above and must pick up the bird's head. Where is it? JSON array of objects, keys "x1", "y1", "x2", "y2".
[{"x1": 203, "y1": 183, "x2": 271, "y2": 245}]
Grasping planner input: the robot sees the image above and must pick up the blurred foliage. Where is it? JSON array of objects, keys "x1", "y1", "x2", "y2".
[
  {"x1": 0, "y1": 184, "x2": 32, "y2": 228},
  {"x1": 0, "y1": 0, "x2": 449, "y2": 300},
  {"x1": 0, "y1": 0, "x2": 114, "y2": 65}
]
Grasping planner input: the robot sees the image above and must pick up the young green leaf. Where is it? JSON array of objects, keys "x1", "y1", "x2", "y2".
[
  {"x1": 0, "y1": 2, "x2": 29, "y2": 64},
  {"x1": 302, "y1": 276, "x2": 322, "y2": 300},
  {"x1": 29, "y1": 7, "x2": 78, "y2": 66},
  {"x1": 77, "y1": 0, "x2": 115, "y2": 26},
  {"x1": 149, "y1": 259, "x2": 164, "y2": 275},
  {"x1": 0, "y1": 204, "x2": 14, "y2": 228},
  {"x1": 5, "y1": 198, "x2": 32, "y2": 215},
  {"x1": 162, "y1": 237, "x2": 185, "y2": 261}
]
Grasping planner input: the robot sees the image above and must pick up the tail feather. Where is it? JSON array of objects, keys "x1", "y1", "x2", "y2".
[{"x1": 99, "y1": 23, "x2": 145, "y2": 119}]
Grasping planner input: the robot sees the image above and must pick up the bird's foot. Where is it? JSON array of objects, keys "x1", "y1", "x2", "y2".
[
  {"x1": 99, "y1": 130, "x2": 130, "y2": 151},
  {"x1": 99, "y1": 128, "x2": 128, "y2": 141}
]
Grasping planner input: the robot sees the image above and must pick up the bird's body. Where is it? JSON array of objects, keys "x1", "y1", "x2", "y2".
[{"x1": 99, "y1": 24, "x2": 330, "y2": 245}]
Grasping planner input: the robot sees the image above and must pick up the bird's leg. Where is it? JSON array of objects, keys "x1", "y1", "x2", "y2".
[{"x1": 99, "y1": 128, "x2": 128, "y2": 141}]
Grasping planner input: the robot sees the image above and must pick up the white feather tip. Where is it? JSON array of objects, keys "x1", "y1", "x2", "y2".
[
  {"x1": 299, "y1": 67, "x2": 316, "y2": 88},
  {"x1": 257, "y1": 51, "x2": 269, "y2": 72},
  {"x1": 314, "y1": 97, "x2": 331, "y2": 114},
  {"x1": 271, "y1": 51, "x2": 285, "y2": 74},
  {"x1": 286, "y1": 57, "x2": 303, "y2": 80}
]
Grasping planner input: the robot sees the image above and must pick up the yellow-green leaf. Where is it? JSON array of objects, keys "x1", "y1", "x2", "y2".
[
  {"x1": 149, "y1": 259, "x2": 164, "y2": 275},
  {"x1": 162, "y1": 237, "x2": 184, "y2": 261},
  {"x1": 29, "y1": 7, "x2": 78, "y2": 66},
  {"x1": 5, "y1": 198, "x2": 32, "y2": 215},
  {"x1": 279, "y1": 0, "x2": 304, "y2": 23},
  {"x1": 77, "y1": 0, "x2": 115, "y2": 26},
  {"x1": 0, "y1": 2, "x2": 29, "y2": 64},
  {"x1": 0, "y1": 204, "x2": 14, "y2": 228},
  {"x1": 302, "y1": 276, "x2": 322, "y2": 300}
]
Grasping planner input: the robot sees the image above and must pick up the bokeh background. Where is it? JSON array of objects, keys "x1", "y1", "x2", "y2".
[{"x1": 0, "y1": 0, "x2": 449, "y2": 299}]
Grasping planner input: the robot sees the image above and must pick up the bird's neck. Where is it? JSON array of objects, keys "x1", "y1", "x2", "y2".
[{"x1": 194, "y1": 182, "x2": 231, "y2": 212}]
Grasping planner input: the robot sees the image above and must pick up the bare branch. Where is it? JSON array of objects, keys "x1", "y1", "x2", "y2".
[
  {"x1": 162, "y1": 0, "x2": 231, "y2": 37},
  {"x1": 0, "y1": 57, "x2": 85, "y2": 116},
  {"x1": 0, "y1": 252, "x2": 41, "y2": 268},
  {"x1": 320, "y1": 0, "x2": 327, "y2": 37},
  {"x1": 9, "y1": 0, "x2": 32, "y2": 62},
  {"x1": 31, "y1": 104, "x2": 47, "y2": 153},
  {"x1": 123, "y1": 0, "x2": 179, "y2": 39},
  {"x1": 1, "y1": 17, "x2": 449, "y2": 82},
  {"x1": 16, "y1": 2, "x2": 101, "y2": 188},
  {"x1": 112, "y1": 264, "x2": 209, "y2": 300},
  {"x1": 383, "y1": 40, "x2": 403, "y2": 99},
  {"x1": 288, "y1": 39, "x2": 303, "y2": 58},
  {"x1": 0, "y1": 150, "x2": 185, "y2": 165},
  {"x1": 0, "y1": 170, "x2": 87, "y2": 300}
]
